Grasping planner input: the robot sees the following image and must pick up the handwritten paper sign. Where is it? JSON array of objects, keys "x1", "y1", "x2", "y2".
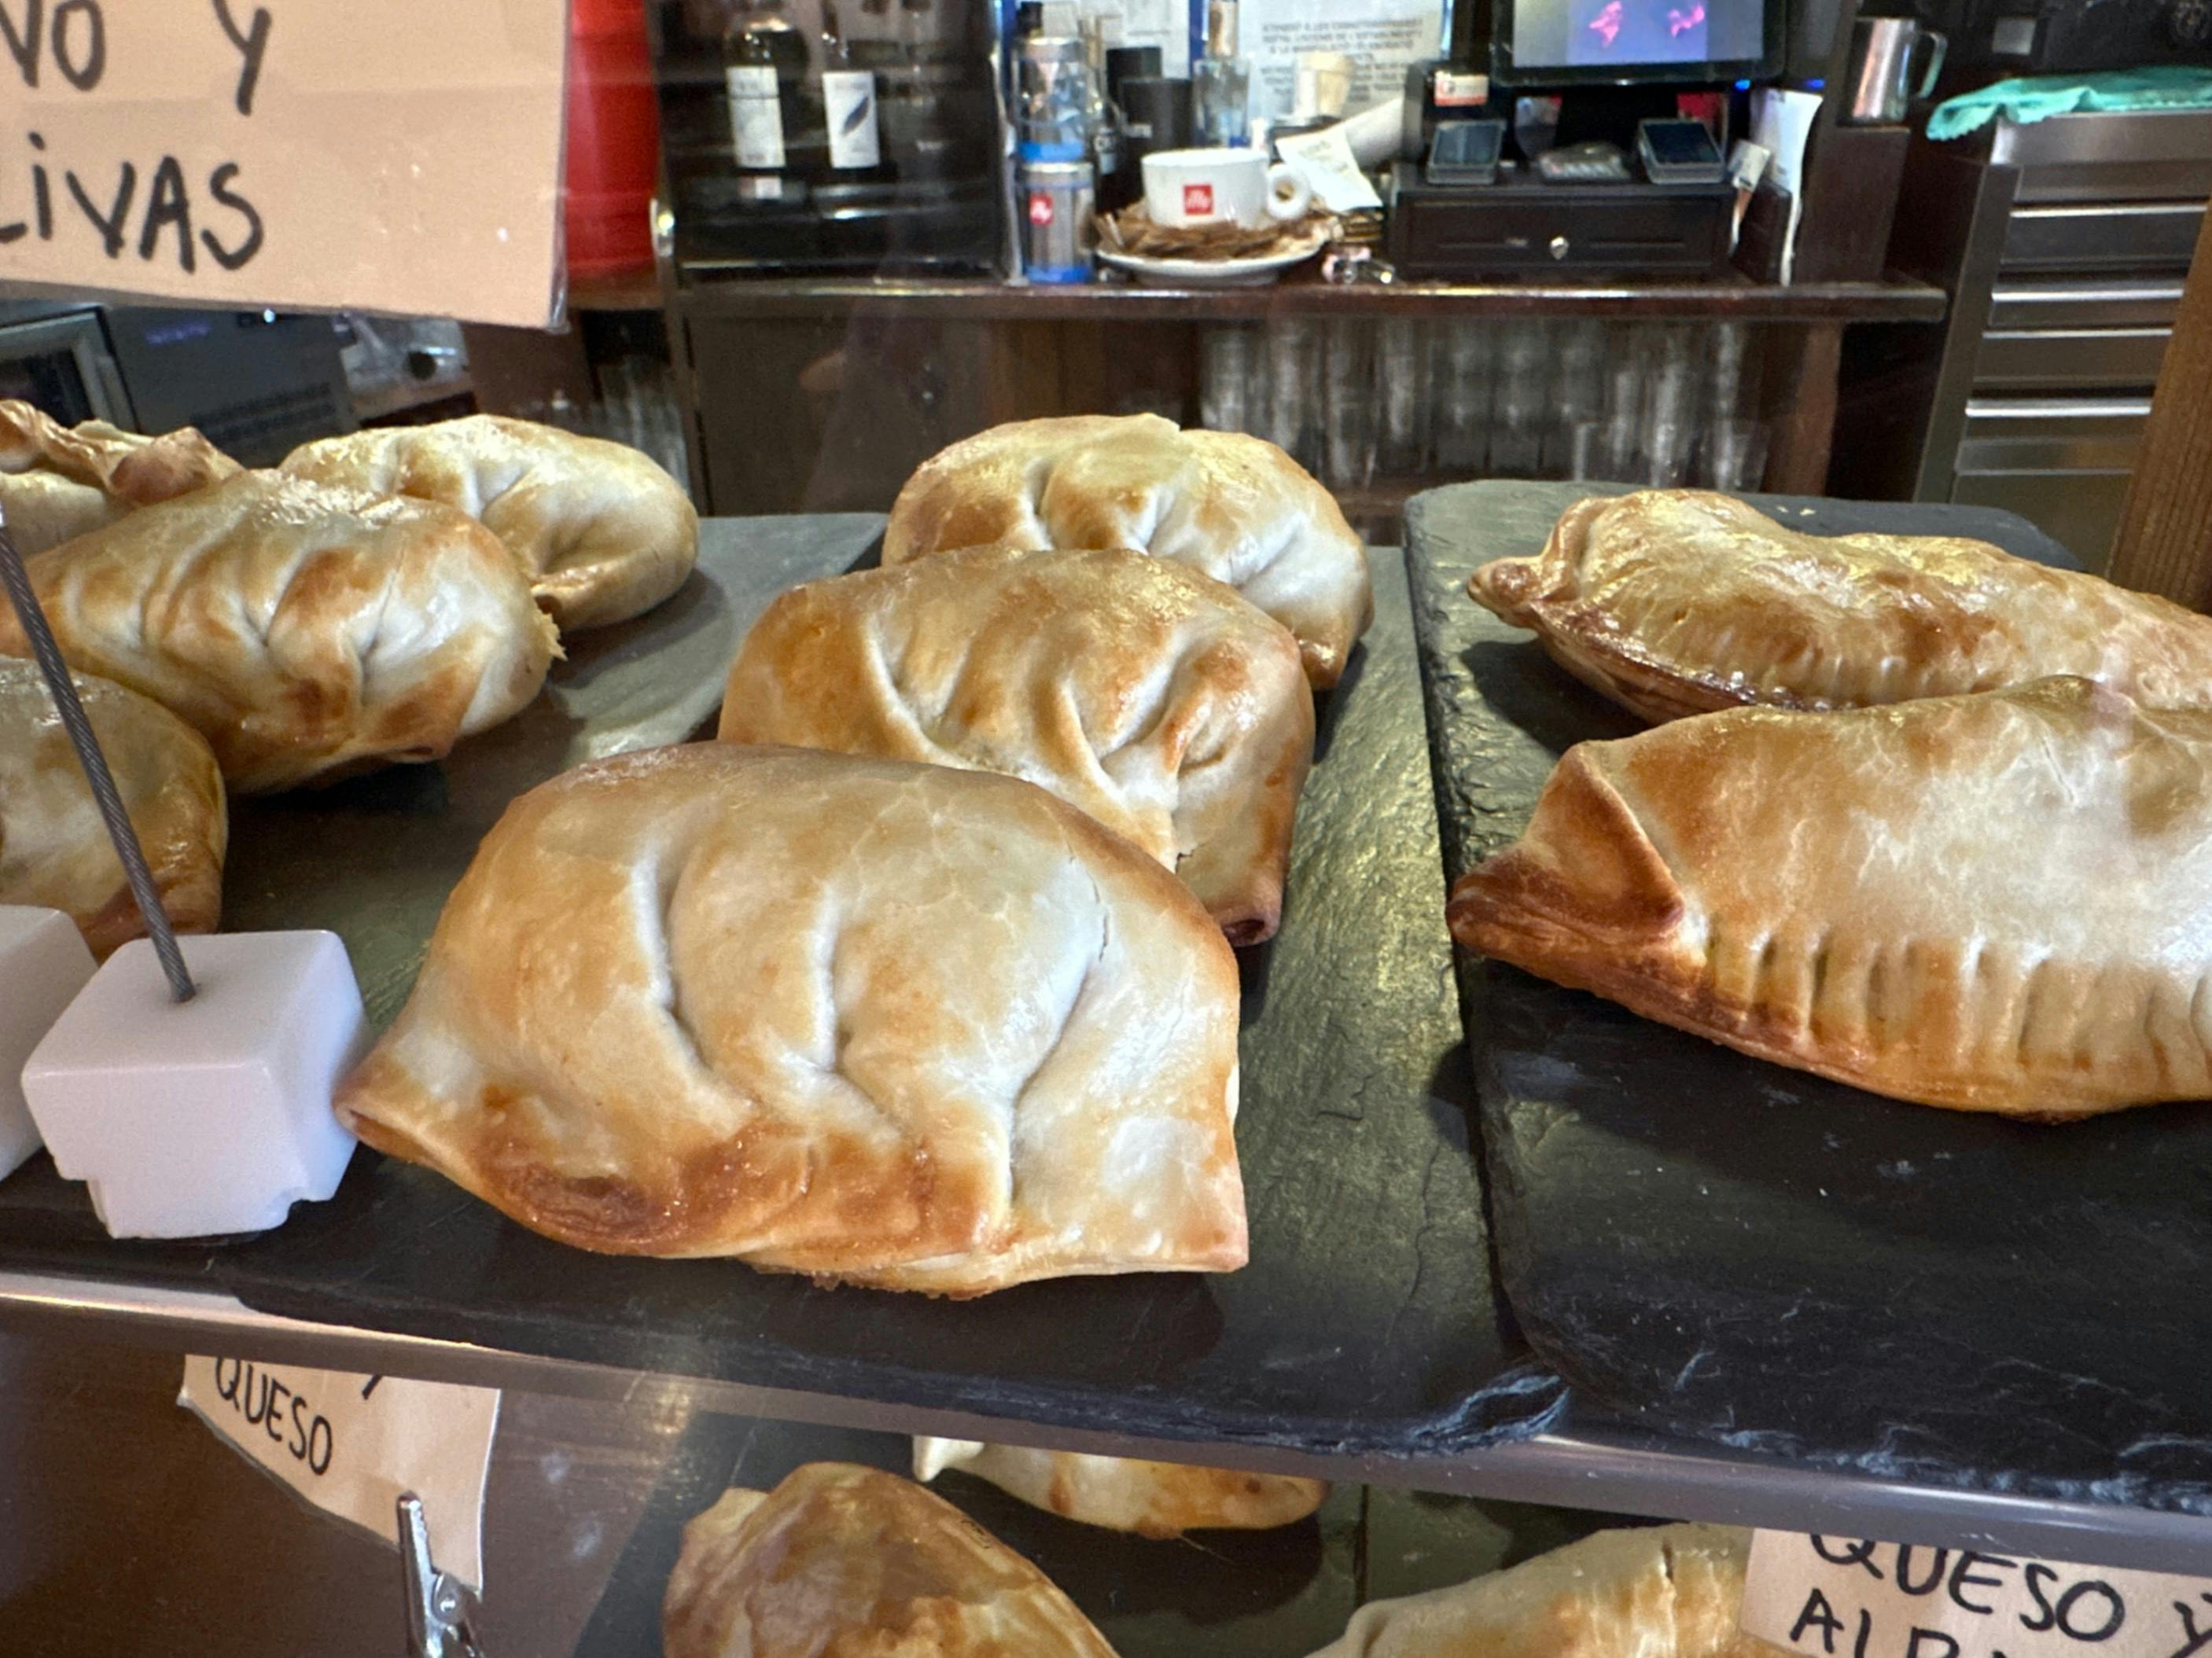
[
  {"x1": 0, "y1": 0, "x2": 568, "y2": 325},
  {"x1": 179, "y1": 1355, "x2": 501, "y2": 1588},
  {"x1": 1743, "y1": 1531, "x2": 2212, "y2": 1658}
]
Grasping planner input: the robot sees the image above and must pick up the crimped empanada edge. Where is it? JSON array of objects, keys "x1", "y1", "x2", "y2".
[{"x1": 1445, "y1": 748, "x2": 2151, "y2": 1123}]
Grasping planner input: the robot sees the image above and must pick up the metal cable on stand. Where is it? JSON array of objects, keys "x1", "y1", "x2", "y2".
[{"x1": 0, "y1": 509, "x2": 196, "y2": 1001}]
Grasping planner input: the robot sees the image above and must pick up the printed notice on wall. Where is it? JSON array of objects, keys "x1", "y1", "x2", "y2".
[
  {"x1": 0, "y1": 0, "x2": 568, "y2": 325},
  {"x1": 1743, "y1": 1531, "x2": 2212, "y2": 1658},
  {"x1": 1234, "y1": 0, "x2": 1445, "y2": 125},
  {"x1": 179, "y1": 1356, "x2": 500, "y2": 1589}
]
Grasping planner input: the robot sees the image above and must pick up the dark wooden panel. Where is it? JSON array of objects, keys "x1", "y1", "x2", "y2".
[
  {"x1": 1765, "y1": 322, "x2": 1842, "y2": 493},
  {"x1": 2108, "y1": 206, "x2": 2212, "y2": 608}
]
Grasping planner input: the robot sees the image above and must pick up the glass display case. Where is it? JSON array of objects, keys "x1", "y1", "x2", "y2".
[{"x1": 2, "y1": 0, "x2": 2210, "y2": 1651}]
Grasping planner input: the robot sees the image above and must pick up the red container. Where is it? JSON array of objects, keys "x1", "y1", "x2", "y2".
[{"x1": 565, "y1": 0, "x2": 662, "y2": 281}]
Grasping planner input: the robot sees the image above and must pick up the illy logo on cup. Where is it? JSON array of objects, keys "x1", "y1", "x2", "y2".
[{"x1": 1183, "y1": 182, "x2": 1215, "y2": 215}]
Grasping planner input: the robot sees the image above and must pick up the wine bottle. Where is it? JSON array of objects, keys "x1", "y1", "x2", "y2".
[
  {"x1": 819, "y1": 2, "x2": 885, "y2": 175},
  {"x1": 722, "y1": 0, "x2": 808, "y2": 198}
]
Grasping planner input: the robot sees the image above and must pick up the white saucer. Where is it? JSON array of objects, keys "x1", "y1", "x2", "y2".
[{"x1": 1095, "y1": 223, "x2": 1332, "y2": 288}]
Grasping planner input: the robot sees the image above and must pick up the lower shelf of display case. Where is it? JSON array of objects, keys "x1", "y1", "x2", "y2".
[
  {"x1": 668, "y1": 270, "x2": 1950, "y2": 324},
  {"x1": 0, "y1": 1267, "x2": 2203, "y2": 1577}
]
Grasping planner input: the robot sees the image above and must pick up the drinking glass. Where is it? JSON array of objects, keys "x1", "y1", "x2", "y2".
[
  {"x1": 1699, "y1": 417, "x2": 1771, "y2": 491},
  {"x1": 1569, "y1": 417, "x2": 1631, "y2": 482},
  {"x1": 1193, "y1": 56, "x2": 1251, "y2": 146},
  {"x1": 1431, "y1": 322, "x2": 1492, "y2": 476},
  {"x1": 1600, "y1": 323, "x2": 1643, "y2": 484},
  {"x1": 1489, "y1": 321, "x2": 1548, "y2": 477},
  {"x1": 1375, "y1": 318, "x2": 1429, "y2": 476},
  {"x1": 1704, "y1": 321, "x2": 1754, "y2": 427},
  {"x1": 1546, "y1": 320, "x2": 1606, "y2": 480},
  {"x1": 1320, "y1": 320, "x2": 1375, "y2": 491},
  {"x1": 1264, "y1": 317, "x2": 1319, "y2": 467},
  {"x1": 1201, "y1": 325, "x2": 1262, "y2": 434},
  {"x1": 1640, "y1": 325, "x2": 1699, "y2": 487}
]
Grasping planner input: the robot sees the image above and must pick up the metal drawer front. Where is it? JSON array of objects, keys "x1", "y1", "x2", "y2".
[
  {"x1": 2014, "y1": 159, "x2": 2212, "y2": 204},
  {"x1": 1986, "y1": 281, "x2": 2184, "y2": 330},
  {"x1": 1993, "y1": 109, "x2": 2212, "y2": 170},
  {"x1": 1955, "y1": 397, "x2": 2148, "y2": 473},
  {"x1": 1972, "y1": 328, "x2": 2170, "y2": 388},
  {"x1": 1999, "y1": 203, "x2": 2204, "y2": 273},
  {"x1": 1997, "y1": 110, "x2": 2212, "y2": 204},
  {"x1": 1949, "y1": 471, "x2": 2131, "y2": 570}
]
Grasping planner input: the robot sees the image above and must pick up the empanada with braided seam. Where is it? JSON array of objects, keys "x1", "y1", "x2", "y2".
[
  {"x1": 884, "y1": 414, "x2": 1371, "y2": 689},
  {"x1": 1305, "y1": 1522, "x2": 1772, "y2": 1658},
  {"x1": 0, "y1": 471, "x2": 557, "y2": 793},
  {"x1": 665, "y1": 1464, "x2": 1120, "y2": 1658},
  {"x1": 282, "y1": 414, "x2": 698, "y2": 632},
  {"x1": 1470, "y1": 491, "x2": 2212, "y2": 724},
  {"x1": 335, "y1": 743, "x2": 1247, "y2": 1292},
  {"x1": 1447, "y1": 678, "x2": 2212, "y2": 1118},
  {"x1": 718, "y1": 546, "x2": 1312, "y2": 943},
  {"x1": 913, "y1": 1438, "x2": 1327, "y2": 1537},
  {"x1": 0, "y1": 399, "x2": 241, "y2": 556},
  {"x1": 0, "y1": 658, "x2": 225, "y2": 958}
]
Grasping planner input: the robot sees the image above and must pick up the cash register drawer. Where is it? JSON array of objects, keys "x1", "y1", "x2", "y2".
[{"x1": 1387, "y1": 167, "x2": 1732, "y2": 278}]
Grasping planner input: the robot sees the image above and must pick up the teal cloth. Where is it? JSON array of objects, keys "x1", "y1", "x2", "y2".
[{"x1": 1928, "y1": 66, "x2": 2212, "y2": 140}]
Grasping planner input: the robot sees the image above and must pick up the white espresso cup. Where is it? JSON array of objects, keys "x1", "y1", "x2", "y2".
[{"x1": 1142, "y1": 148, "x2": 1313, "y2": 230}]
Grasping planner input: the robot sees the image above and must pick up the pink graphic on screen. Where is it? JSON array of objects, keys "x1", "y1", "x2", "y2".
[{"x1": 1569, "y1": 0, "x2": 1710, "y2": 61}]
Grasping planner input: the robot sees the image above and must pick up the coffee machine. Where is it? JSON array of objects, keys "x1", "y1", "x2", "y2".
[
  {"x1": 652, "y1": 0, "x2": 1003, "y2": 274},
  {"x1": 1902, "y1": 0, "x2": 2210, "y2": 69}
]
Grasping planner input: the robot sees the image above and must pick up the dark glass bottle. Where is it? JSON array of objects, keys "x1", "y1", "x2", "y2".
[
  {"x1": 819, "y1": 2, "x2": 892, "y2": 183},
  {"x1": 721, "y1": 0, "x2": 809, "y2": 200}
]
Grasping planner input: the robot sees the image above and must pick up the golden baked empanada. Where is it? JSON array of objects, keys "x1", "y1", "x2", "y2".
[
  {"x1": 718, "y1": 546, "x2": 1312, "y2": 943},
  {"x1": 335, "y1": 743, "x2": 1247, "y2": 1292},
  {"x1": 883, "y1": 414, "x2": 1372, "y2": 689},
  {"x1": 1446, "y1": 678, "x2": 2212, "y2": 1119},
  {"x1": 664, "y1": 1464, "x2": 1119, "y2": 1658},
  {"x1": 1305, "y1": 1523, "x2": 1775, "y2": 1658},
  {"x1": 282, "y1": 414, "x2": 698, "y2": 631},
  {"x1": 0, "y1": 399, "x2": 241, "y2": 555},
  {"x1": 0, "y1": 658, "x2": 225, "y2": 957},
  {"x1": 0, "y1": 471, "x2": 558, "y2": 793},
  {"x1": 1470, "y1": 490, "x2": 2212, "y2": 723},
  {"x1": 913, "y1": 1439, "x2": 1327, "y2": 1538}
]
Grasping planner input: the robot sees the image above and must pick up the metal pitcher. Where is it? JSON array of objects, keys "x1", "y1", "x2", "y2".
[{"x1": 1842, "y1": 15, "x2": 1948, "y2": 124}]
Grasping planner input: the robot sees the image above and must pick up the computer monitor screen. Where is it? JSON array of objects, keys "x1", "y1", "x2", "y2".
[{"x1": 1493, "y1": 0, "x2": 1779, "y2": 83}]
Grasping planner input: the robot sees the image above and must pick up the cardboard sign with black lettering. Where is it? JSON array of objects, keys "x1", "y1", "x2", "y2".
[
  {"x1": 0, "y1": 0, "x2": 567, "y2": 324},
  {"x1": 179, "y1": 1356, "x2": 500, "y2": 1588},
  {"x1": 1743, "y1": 1531, "x2": 2212, "y2": 1658}
]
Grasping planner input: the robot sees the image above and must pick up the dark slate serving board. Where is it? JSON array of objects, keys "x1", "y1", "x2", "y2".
[
  {"x1": 1407, "y1": 480, "x2": 2212, "y2": 1514},
  {"x1": 0, "y1": 517, "x2": 1562, "y2": 1458}
]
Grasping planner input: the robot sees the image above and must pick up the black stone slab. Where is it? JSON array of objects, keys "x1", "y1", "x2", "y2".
[
  {"x1": 0, "y1": 519, "x2": 1562, "y2": 1458},
  {"x1": 1407, "y1": 480, "x2": 2212, "y2": 1515}
]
